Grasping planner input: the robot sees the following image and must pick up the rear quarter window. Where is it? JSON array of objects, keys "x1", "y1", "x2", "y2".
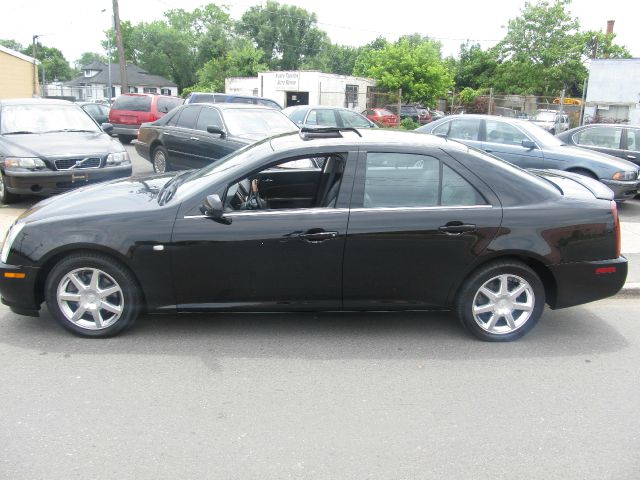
[{"x1": 112, "y1": 95, "x2": 151, "y2": 112}]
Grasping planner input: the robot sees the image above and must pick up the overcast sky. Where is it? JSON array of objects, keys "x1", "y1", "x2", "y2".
[{"x1": 2, "y1": 0, "x2": 638, "y2": 65}]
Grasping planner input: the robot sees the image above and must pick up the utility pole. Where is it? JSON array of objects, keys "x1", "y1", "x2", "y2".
[
  {"x1": 113, "y1": 0, "x2": 127, "y2": 95},
  {"x1": 32, "y1": 35, "x2": 39, "y2": 97},
  {"x1": 397, "y1": 88, "x2": 402, "y2": 128},
  {"x1": 559, "y1": 88, "x2": 565, "y2": 116},
  {"x1": 488, "y1": 88, "x2": 493, "y2": 115}
]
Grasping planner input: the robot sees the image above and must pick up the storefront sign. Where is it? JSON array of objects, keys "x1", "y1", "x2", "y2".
[{"x1": 275, "y1": 72, "x2": 300, "y2": 91}]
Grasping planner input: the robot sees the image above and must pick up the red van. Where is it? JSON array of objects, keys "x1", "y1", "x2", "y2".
[{"x1": 108, "y1": 93, "x2": 183, "y2": 144}]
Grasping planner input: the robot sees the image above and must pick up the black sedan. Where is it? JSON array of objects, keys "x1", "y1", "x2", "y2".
[
  {"x1": 556, "y1": 123, "x2": 640, "y2": 167},
  {"x1": 0, "y1": 98, "x2": 132, "y2": 204},
  {"x1": 0, "y1": 128, "x2": 627, "y2": 341},
  {"x1": 416, "y1": 114, "x2": 640, "y2": 201},
  {"x1": 134, "y1": 103, "x2": 298, "y2": 173}
]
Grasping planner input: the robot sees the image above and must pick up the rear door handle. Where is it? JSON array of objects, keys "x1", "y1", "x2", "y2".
[
  {"x1": 484, "y1": 149, "x2": 493, "y2": 153},
  {"x1": 439, "y1": 223, "x2": 477, "y2": 234},
  {"x1": 627, "y1": 154, "x2": 637, "y2": 160},
  {"x1": 189, "y1": 136, "x2": 199, "y2": 141}
]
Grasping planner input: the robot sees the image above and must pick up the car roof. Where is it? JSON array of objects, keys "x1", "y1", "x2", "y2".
[
  {"x1": 185, "y1": 103, "x2": 277, "y2": 111},
  {"x1": 269, "y1": 128, "x2": 469, "y2": 153},
  {"x1": 431, "y1": 113, "x2": 534, "y2": 127},
  {"x1": 0, "y1": 98, "x2": 76, "y2": 107}
]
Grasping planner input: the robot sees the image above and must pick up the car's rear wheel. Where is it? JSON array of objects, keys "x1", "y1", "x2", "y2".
[
  {"x1": 118, "y1": 134, "x2": 134, "y2": 144},
  {"x1": 45, "y1": 253, "x2": 141, "y2": 337},
  {"x1": 456, "y1": 260, "x2": 545, "y2": 341},
  {"x1": 152, "y1": 146, "x2": 170, "y2": 173},
  {"x1": 0, "y1": 172, "x2": 19, "y2": 204}
]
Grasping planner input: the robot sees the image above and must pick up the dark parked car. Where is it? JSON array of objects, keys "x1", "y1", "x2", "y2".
[
  {"x1": 282, "y1": 106, "x2": 376, "y2": 129},
  {"x1": 557, "y1": 124, "x2": 640, "y2": 167},
  {"x1": 0, "y1": 128, "x2": 626, "y2": 340},
  {"x1": 385, "y1": 104, "x2": 420, "y2": 122},
  {"x1": 416, "y1": 114, "x2": 640, "y2": 201},
  {"x1": 77, "y1": 102, "x2": 110, "y2": 125},
  {"x1": 184, "y1": 92, "x2": 282, "y2": 110},
  {"x1": 0, "y1": 98, "x2": 132, "y2": 204},
  {"x1": 108, "y1": 93, "x2": 183, "y2": 144},
  {"x1": 135, "y1": 103, "x2": 298, "y2": 173}
]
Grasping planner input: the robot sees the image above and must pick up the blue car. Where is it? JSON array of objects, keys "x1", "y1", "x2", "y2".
[{"x1": 416, "y1": 114, "x2": 639, "y2": 201}]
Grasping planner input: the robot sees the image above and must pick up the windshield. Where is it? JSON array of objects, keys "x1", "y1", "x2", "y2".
[
  {"x1": 533, "y1": 111, "x2": 556, "y2": 122},
  {"x1": 1, "y1": 103, "x2": 100, "y2": 134},
  {"x1": 223, "y1": 109, "x2": 297, "y2": 137}
]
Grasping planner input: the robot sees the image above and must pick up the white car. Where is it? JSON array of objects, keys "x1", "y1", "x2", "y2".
[{"x1": 531, "y1": 109, "x2": 570, "y2": 134}]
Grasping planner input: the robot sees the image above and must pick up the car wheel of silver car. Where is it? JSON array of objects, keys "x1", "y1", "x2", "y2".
[
  {"x1": 45, "y1": 253, "x2": 141, "y2": 337},
  {"x1": 456, "y1": 260, "x2": 545, "y2": 341},
  {"x1": 152, "y1": 146, "x2": 170, "y2": 174},
  {"x1": 0, "y1": 172, "x2": 19, "y2": 204}
]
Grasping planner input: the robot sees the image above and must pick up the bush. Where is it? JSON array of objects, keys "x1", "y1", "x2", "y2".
[{"x1": 400, "y1": 117, "x2": 421, "y2": 130}]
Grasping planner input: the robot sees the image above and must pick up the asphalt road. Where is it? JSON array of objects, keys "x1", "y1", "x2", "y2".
[{"x1": 1, "y1": 146, "x2": 640, "y2": 478}]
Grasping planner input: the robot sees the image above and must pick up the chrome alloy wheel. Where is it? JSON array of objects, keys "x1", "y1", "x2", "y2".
[
  {"x1": 56, "y1": 268, "x2": 124, "y2": 330},
  {"x1": 153, "y1": 149, "x2": 167, "y2": 173},
  {"x1": 0, "y1": 173, "x2": 5, "y2": 197},
  {"x1": 471, "y1": 274, "x2": 535, "y2": 335}
]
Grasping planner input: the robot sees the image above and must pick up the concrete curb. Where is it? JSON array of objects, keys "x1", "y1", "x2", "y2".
[{"x1": 616, "y1": 282, "x2": 640, "y2": 298}]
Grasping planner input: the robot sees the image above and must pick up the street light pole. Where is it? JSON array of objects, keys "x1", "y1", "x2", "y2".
[
  {"x1": 101, "y1": 8, "x2": 113, "y2": 101},
  {"x1": 32, "y1": 35, "x2": 39, "y2": 97}
]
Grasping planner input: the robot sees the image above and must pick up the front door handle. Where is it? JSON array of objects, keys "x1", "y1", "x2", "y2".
[
  {"x1": 439, "y1": 222, "x2": 477, "y2": 235},
  {"x1": 484, "y1": 149, "x2": 493, "y2": 153},
  {"x1": 627, "y1": 154, "x2": 637, "y2": 160},
  {"x1": 298, "y1": 231, "x2": 338, "y2": 243},
  {"x1": 189, "y1": 136, "x2": 199, "y2": 141}
]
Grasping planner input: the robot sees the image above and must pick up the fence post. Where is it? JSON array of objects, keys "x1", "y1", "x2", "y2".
[
  {"x1": 397, "y1": 88, "x2": 402, "y2": 128},
  {"x1": 579, "y1": 78, "x2": 587, "y2": 126},
  {"x1": 488, "y1": 88, "x2": 493, "y2": 115}
]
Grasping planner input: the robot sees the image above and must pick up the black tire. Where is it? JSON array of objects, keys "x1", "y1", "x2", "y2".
[
  {"x1": 550, "y1": 129, "x2": 556, "y2": 135},
  {"x1": 118, "y1": 134, "x2": 134, "y2": 144},
  {"x1": 456, "y1": 260, "x2": 545, "y2": 342},
  {"x1": 0, "y1": 172, "x2": 19, "y2": 204},
  {"x1": 45, "y1": 252, "x2": 142, "y2": 338},
  {"x1": 152, "y1": 146, "x2": 171, "y2": 173}
]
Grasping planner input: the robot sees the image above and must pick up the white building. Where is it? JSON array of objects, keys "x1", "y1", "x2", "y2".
[
  {"x1": 225, "y1": 71, "x2": 376, "y2": 110},
  {"x1": 584, "y1": 59, "x2": 640, "y2": 125}
]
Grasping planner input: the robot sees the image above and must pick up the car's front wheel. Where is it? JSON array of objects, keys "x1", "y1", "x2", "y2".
[
  {"x1": 152, "y1": 146, "x2": 170, "y2": 174},
  {"x1": 0, "y1": 172, "x2": 19, "y2": 204},
  {"x1": 118, "y1": 134, "x2": 134, "y2": 144},
  {"x1": 45, "y1": 253, "x2": 141, "y2": 337},
  {"x1": 456, "y1": 260, "x2": 545, "y2": 341}
]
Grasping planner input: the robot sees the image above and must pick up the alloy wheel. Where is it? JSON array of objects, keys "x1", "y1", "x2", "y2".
[
  {"x1": 56, "y1": 267, "x2": 124, "y2": 330},
  {"x1": 153, "y1": 150, "x2": 166, "y2": 173},
  {"x1": 471, "y1": 273, "x2": 535, "y2": 335}
]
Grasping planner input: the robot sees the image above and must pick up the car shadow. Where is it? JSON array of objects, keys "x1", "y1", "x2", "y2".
[{"x1": 0, "y1": 301, "x2": 629, "y2": 366}]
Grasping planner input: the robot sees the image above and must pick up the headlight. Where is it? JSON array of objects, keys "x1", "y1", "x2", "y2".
[
  {"x1": 612, "y1": 171, "x2": 638, "y2": 181},
  {"x1": 106, "y1": 151, "x2": 130, "y2": 165},
  {"x1": 1, "y1": 222, "x2": 25, "y2": 264},
  {"x1": 4, "y1": 157, "x2": 47, "y2": 170}
]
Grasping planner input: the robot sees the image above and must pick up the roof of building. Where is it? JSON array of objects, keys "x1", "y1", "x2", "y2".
[
  {"x1": 67, "y1": 62, "x2": 177, "y2": 87},
  {"x1": 0, "y1": 45, "x2": 39, "y2": 64}
]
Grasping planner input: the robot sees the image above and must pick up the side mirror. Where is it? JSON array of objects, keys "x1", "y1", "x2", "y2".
[
  {"x1": 101, "y1": 122, "x2": 114, "y2": 134},
  {"x1": 202, "y1": 194, "x2": 224, "y2": 217},
  {"x1": 522, "y1": 139, "x2": 537, "y2": 150},
  {"x1": 207, "y1": 126, "x2": 226, "y2": 138}
]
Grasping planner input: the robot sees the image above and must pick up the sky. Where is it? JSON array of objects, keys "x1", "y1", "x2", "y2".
[{"x1": 2, "y1": 0, "x2": 639, "y2": 66}]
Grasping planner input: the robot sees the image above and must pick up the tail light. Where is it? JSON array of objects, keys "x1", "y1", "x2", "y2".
[{"x1": 611, "y1": 200, "x2": 620, "y2": 258}]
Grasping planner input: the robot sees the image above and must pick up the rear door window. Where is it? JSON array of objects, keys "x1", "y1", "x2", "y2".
[
  {"x1": 158, "y1": 97, "x2": 182, "y2": 113},
  {"x1": 112, "y1": 95, "x2": 151, "y2": 112},
  {"x1": 626, "y1": 128, "x2": 640, "y2": 153},
  {"x1": 175, "y1": 106, "x2": 201, "y2": 129},
  {"x1": 574, "y1": 126, "x2": 623, "y2": 149},
  {"x1": 340, "y1": 110, "x2": 372, "y2": 128},
  {"x1": 448, "y1": 118, "x2": 481, "y2": 141}
]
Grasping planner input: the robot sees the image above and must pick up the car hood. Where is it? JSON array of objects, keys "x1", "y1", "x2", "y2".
[
  {"x1": 16, "y1": 173, "x2": 175, "y2": 225},
  {"x1": 1, "y1": 131, "x2": 120, "y2": 158},
  {"x1": 543, "y1": 144, "x2": 638, "y2": 171}
]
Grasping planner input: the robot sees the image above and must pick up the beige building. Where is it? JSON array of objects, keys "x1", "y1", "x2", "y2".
[{"x1": 0, "y1": 45, "x2": 39, "y2": 99}]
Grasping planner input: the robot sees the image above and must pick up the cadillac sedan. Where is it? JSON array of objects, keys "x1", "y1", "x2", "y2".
[
  {"x1": 0, "y1": 128, "x2": 627, "y2": 341},
  {"x1": 416, "y1": 114, "x2": 639, "y2": 201}
]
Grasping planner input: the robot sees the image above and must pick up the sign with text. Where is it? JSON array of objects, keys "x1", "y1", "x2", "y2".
[{"x1": 275, "y1": 72, "x2": 300, "y2": 91}]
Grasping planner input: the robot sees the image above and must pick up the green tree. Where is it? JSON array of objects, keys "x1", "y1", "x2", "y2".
[
  {"x1": 301, "y1": 43, "x2": 362, "y2": 75},
  {"x1": 353, "y1": 37, "x2": 453, "y2": 105},
  {"x1": 238, "y1": 0, "x2": 327, "y2": 70},
  {"x1": 193, "y1": 38, "x2": 268, "y2": 92},
  {"x1": 21, "y1": 42, "x2": 73, "y2": 82},
  {"x1": 454, "y1": 43, "x2": 498, "y2": 90},
  {"x1": 0, "y1": 39, "x2": 24, "y2": 51},
  {"x1": 75, "y1": 52, "x2": 107, "y2": 69},
  {"x1": 102, "y1": 20, "x2": 137, "y2": 63}
]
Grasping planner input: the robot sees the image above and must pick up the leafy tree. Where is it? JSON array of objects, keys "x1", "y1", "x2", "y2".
[
  {"x1": 193, "y1": 38, "x2": 268, "y2": 92},
  {"x1": 102, "y1": 20, "x2": 137, "y2": 63},
  {"x1": 75, "y1": 52, "x2": 107, "y2": 69},
  {"x1": 238, "y1": 1, "x2": 328, "y2": 70},
  {"x1": 301, "y1": 43, "x2": 362, "y2": 75},
  {"x1": 353, "y1": 37, "x2": 453, "y2": 105},
  {"x1": 0, "y1": 39, "x2": 24, "y2": 51},
  {"x1": 21, "y1": 42, "x2": 73, "y2": 82},
  {"x1": 454, "y1": 43, "x2": 498, "y2": 90}
]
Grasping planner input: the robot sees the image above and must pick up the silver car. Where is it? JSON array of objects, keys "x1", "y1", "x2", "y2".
[{"x1": 416, "y1": 114, "x2": 639, "y2": 201}]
